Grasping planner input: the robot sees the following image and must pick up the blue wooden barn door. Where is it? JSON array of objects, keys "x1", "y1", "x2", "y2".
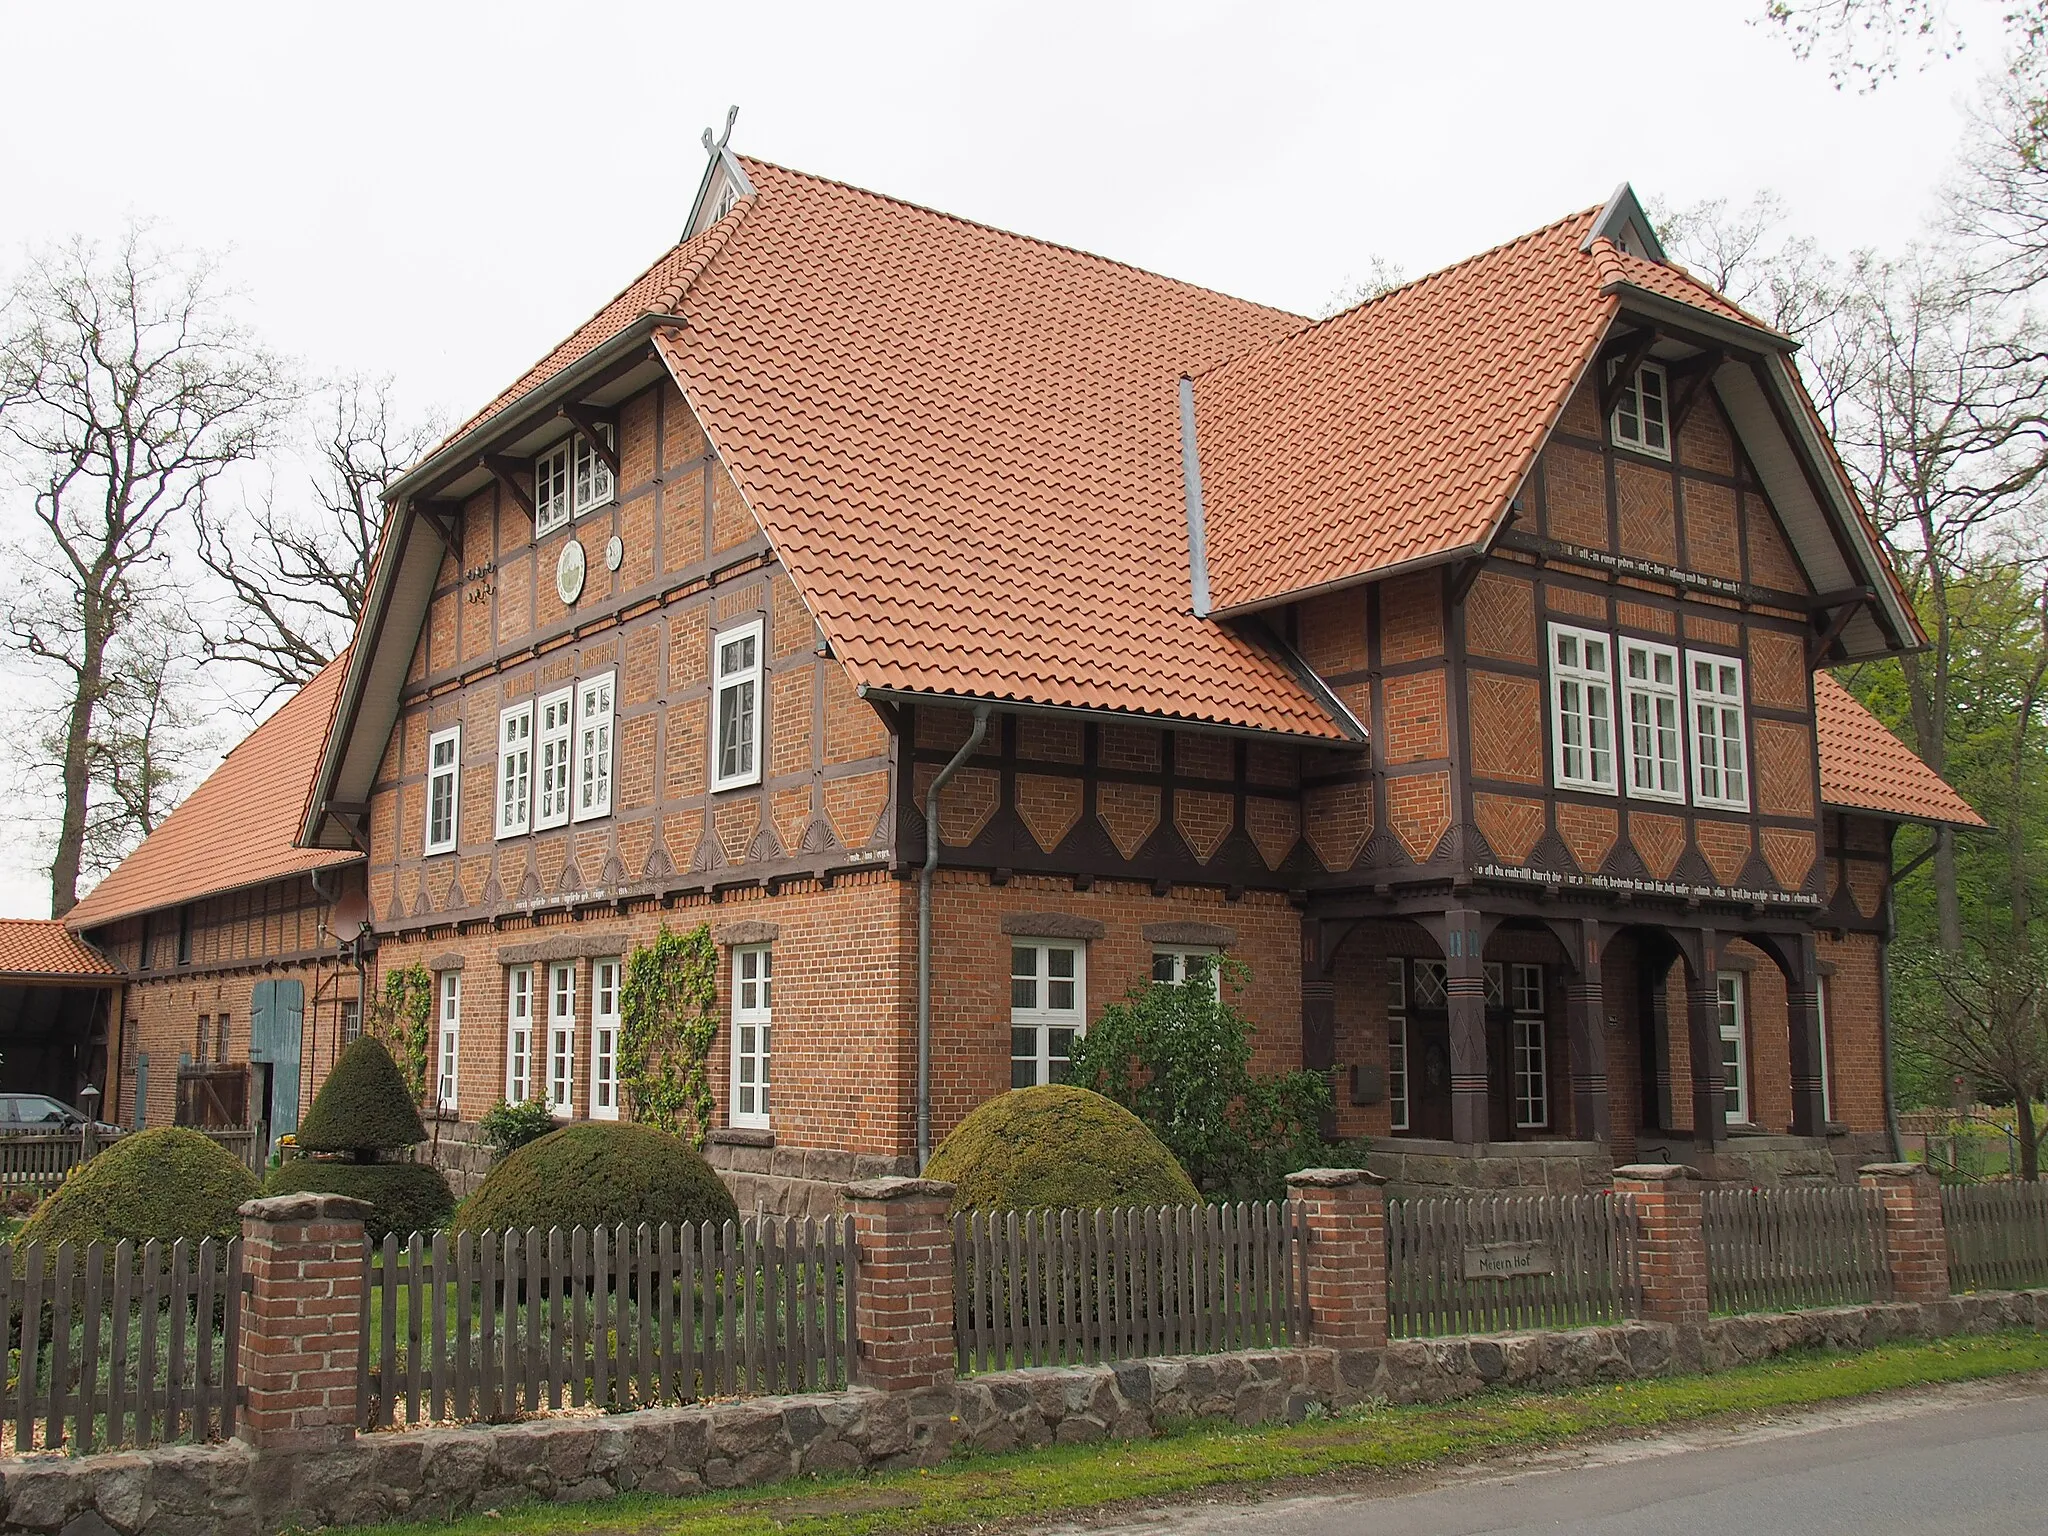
[{"x1": 248, "y1": 979, "x2": 305, "y2": 1139}]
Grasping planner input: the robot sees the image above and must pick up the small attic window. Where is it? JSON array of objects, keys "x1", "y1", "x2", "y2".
[
  {"x1": 714, "y1": 179, "x2": 739, "y2": 221},
  {"x1": 533, "y1": 425, "x2": 615, "y2": 538},
  {"x1": 1611, "y1": 361, "x2": 1670, "y2": 459}
]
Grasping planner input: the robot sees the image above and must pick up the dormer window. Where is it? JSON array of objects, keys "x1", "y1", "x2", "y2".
[
  {"x1": 1611, "y1": 361, "x2": 1670, "y2": 459},
  {"x1": 533, "y1": 426, "x2": 615, "y2": 538}
]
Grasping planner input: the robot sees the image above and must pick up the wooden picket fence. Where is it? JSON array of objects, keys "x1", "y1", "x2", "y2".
[
  {"x1": 1943, "y1": 1183, "x2": 2048, "y2": 1293},
  {"x1": 1385, "y1": 1192, "x2": 1641, "y2": 1338},
  {"x1": 358, "y1": 1216, "x2": 856, "y2": 1429},
  {"x1": 0, "y1": 1128, "x2": 261, "y2": 1196},
  {"x1": 0, "y1": 1237, "x2": 241, "y2": 1454},
  {"x1": 951, "y1": 1203, "x2": 1306, "y2": 1373},
  {"x1": 1702, "y1": 1185, "x2": 1891, "y2": 1314}
]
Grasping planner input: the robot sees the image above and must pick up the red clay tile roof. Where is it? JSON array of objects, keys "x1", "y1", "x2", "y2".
[
  {"x1": 66, "y1": 655, "x2": 361, "y2": 932},
  {"x1": 1194, "y1": 211, "x2": 1626, "y2": 613},
  {"x1": 0, "y1": 919, "x2": 115, "y2": 980},
  {"x1": 1815, "y1": 671, "x2": 1985, "y2": 827},
  {"x1": 650, "y1": 160, "x2": 1352, "y2": 740}
]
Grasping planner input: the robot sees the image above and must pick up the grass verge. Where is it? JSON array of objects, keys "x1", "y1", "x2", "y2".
[{"x1": 335, "y1": 1331, "x2": 2048, "y2": 1536}]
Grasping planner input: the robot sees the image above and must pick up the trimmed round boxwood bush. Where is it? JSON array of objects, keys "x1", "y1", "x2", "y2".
[
  {"x1": 453, "y1": 1122, "x2": 737, "y2": 1235},
  {"x1": 295, "y1": 1035, "x2": 427, "y2": 1156},
  {"x1": 18, "y1": 1127, "x2": 259, "y2": 1254},
  {"x1": 924, "y1": 1084, "x2": 1200, "y2": 1214},
  {"x1": 261, "y1": 1159, "x2": 455, "y2": 1245}
]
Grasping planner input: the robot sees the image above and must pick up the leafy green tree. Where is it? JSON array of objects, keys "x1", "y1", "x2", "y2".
[
  {"x1": 1067, "y1": 958, "x2": 1333, "y2": 1200},
  {"x1": 1892, "y1": 937, "x2": 2048, "y2": 1179}
]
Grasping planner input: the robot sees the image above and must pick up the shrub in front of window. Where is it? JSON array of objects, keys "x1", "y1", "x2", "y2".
[
  {"x1": 619, "y1": 924, "x2": 720, "y2": 1148},
  {"x1": 923, "y1": 1084, "x2": 1199, "y2": 1216},
  {"x1": 451, "y1": 1121, "x2": 738, "y2": 1235},
  {"x1": 1068, "y1": 957, "x2": 1334, "y2": 1200},
  {"x1": 477, "y1": 1096, "x2": 559, "y2": 1158},
  {"x1": 18, "y1": 1127, "x2": 259, "y2": 1256}
]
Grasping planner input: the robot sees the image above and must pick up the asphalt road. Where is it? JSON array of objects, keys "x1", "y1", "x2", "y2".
[{"x1": 1054, "y1": 1375, "x2": 2048, "y2": 1536}]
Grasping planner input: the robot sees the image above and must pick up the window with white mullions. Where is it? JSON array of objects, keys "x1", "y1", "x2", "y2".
[
  {"x1": 1621, "y1": 639, "x2": 1684, "y2": 801},
  {"x1": 534, "y1": 687, "x2": 574, "y2": 830},
  {"x1": 1151, "y1": 946, "x2": 1221, "y2": 997},
  {"x1": 1511, "y1": 963, "x2": 1548, "y2": 1129},
  {"x1": 497, "y1": 703, "x2": 533, "y2": 838},
  {"x1": 425, "y1": 725, "x2": 461, "y2": 855},
  {"x1": 1717, "y1": 971, "x2": 1750, "y2": 1124},
  {"x1": 1817, "y1": 978, "x2": 1835, "y2": 1125},
  {"x1": 1549, "y1": 625, "x2": 1617, "y2": 793},
  {"x1": 505, "y1": 966, "x2": 534, "y2": 1104},
  {"x1": 435, "y1": 971, "x2": 461, "y2": 1113},
  {"x1": 1411, "y1": 959, "x2": 1448, "y2": 1010},
  {"x1": 1610, "y1": 360, "x2": 1670, "y2": 459},
  {"x1": 731, "y1": 945, "x2": 772, "y2": 1129},
  {"x1": 1386, "y1": 959, "x2": 1410, "y2": 1132},
  {"x1": 591, "y1": 957, "x2": 621, "y2": 1121},
  {"x1": 574, "y1": 671, "x2": 615, "y2": 823},
  {"x1": 547, "y1": 962, "x2": 577, "y2": 1117},
  {"x1": 1010, "y1": 941, "x2": 1084, "y2": 1088},
  {"x1": 1687, "y1": 652, "x2": 1749, "y2": 809},
  {"x1": 712, "y1": 620, "x2": 764, "y2": 791},
  {"x1": 533, "y1": 425, "x2": 615, "y2": 538}
]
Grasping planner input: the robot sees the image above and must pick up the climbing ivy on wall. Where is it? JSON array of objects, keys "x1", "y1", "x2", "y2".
[
  {"x1": 620, "y1": 924, "x2": 720, "y2": 1148},
  {"x1": 371, "y1": 964, "x2": 435, "y2": 1106}
]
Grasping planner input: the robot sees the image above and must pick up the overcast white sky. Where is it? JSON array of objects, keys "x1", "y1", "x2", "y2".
[{"x1": 0, "y1": 0, "x2": 2006, "y2": 918}]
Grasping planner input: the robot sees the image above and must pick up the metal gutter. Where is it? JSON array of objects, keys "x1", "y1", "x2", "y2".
[
  {"x1": 1599, "y1": 281, "x2": 1795, "y2": 355},
  {"x1": 854, "y1": 684, "x2": 1363, "y2": 748},
  {"x1": 919, "y1": 703, "x2": 992, "y2": 1168}
]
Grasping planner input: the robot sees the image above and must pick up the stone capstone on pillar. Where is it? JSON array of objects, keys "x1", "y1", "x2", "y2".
[
  {"x1": 843, "y1": 1175, "x2": 957, "y2": 1393},
  {"x1": 1284, "y1": 1166, "x2": 1388, "y2": 1350},
  {"x1": 235, "y1": 1192, "x2": 371, "y2": 1452}
]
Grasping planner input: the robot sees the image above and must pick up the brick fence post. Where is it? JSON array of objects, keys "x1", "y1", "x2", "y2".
[
  {"x1": 236, "y1": 1192, "x2": 371, "y2": 1451},
  {"x1": 1859, "y1": 1162, "x2": 1950, "y2": 1304},
  {"x1": 844, "y1": 1175, "x2": 956, "y2": 1392},
  {"x1": 1613, "y1": 1164, "x2": 1708, "y2": 1327},
  {"x1": 1284, "y1": 1167, "x2": 1388, "y2": 1349}
]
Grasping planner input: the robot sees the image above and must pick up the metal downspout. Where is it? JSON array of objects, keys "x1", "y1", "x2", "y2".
[{"x1": 918, "y1": 703, "x2": 993, "y2": 1170}]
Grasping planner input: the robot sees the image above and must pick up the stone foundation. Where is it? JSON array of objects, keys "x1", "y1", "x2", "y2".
[
  {"x1": 410, "y1": 1123, "x2": 493, "y2": 1201},
  {"x1": 1632, "y1": 1133, "x2": 1843, "y2": 1185},
  {"x1": 705, "y1": 1131, "x2": 914, "y2": 1217},
  {"x1": 1366, "y1": 1138, "x2": 1613, "y2": 1196},
  {"x1": 8, "y1": 1289, "x2": 2037, "y2": 1535}
]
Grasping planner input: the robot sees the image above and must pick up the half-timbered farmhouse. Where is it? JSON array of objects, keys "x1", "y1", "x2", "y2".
[{"x1": 63, "y1": 141, "x2": 1984, "y2": 1208}]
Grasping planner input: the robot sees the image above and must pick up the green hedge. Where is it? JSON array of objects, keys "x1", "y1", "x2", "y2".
[
  {"x1": 18, "y1": 1127, "x2": 259, "y2": 1255},
  {"x1": 924, "y1": 1084, "x2": 1200, "y2": 1214},
  {"x1": 453, "y1": 1122, "x2": 737, "y2": 1235},
  {"x1": 296, "y1": 1035, "x2": 427, "y2": 1156},
  {"x1": 262, "y1": 1158, "x2": 455, "y2": 1245}
]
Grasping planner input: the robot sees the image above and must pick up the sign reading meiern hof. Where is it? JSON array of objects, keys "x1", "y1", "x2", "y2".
[{"x1": 1463, "y1": 1241, "x2": 1557, "y2": 1280}]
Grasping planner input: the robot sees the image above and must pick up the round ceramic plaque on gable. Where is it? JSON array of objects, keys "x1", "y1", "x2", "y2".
[
  {"x1": 604, "y1": 534, "x2": 624, "y2": 572},
  {"x1": 556, "y1": 538, "x2": 587, "y2": 605}
]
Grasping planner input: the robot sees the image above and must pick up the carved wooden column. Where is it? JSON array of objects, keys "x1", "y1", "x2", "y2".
[
  {"x1": 1686, "y1": 927, "x2": 1726, "y2": 1150},
  {"x1": 1785, "y1": 931, "x2": 1828, "y2": 1137},
  {"x1": 1444, "y1": 906, "x2": 1489, "y2": 1145},
  {"x1": 1566, "y1": 919, "x2": 1609, "y2": 1142}
]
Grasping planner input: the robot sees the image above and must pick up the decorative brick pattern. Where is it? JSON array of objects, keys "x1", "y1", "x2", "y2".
[
  {"x1": 1615, "y1": 460, "x2": 1676, "y2": 564},
  {"x1": 1747, "y1": 498, "x2": 1808, "y2": 593},
  {"x1": 1467, "y1": 672, "x2": 1544, "y2": 784},
  {"x1": 1754, "y1": 720, "x2": 1818, "y2": 818},
  {"x1": 1474, "y1": 792, "x2": 1545, "y2": 865},
  {"x1": 1382, "y1": 670, "x2": 1448, "y2": 764},
  {"x1": 1285, "y1": 1168, "x2": 1388, "y2": 1349},
  {"x1": 1615, "y1": 599, "x2": 1675, "y2": 635},
  {"x1": 1613, "y1": 1165, "x2": 1708, "y2": 1326},
  {"x1": 1682, "y1": 480, "x2": 1740, "y2": 580},
  {"x1": 1544, "y1": 582, "x2": 1609, "y2": 622},
  {"x1": 1387, "y1": 772, "x2": 1451, "y2": 864},
  {"x1": 1630, "y1": 811, "x2": 1686, "y2": 881},
  {"x1": 1544, "y1": 443, "x2": 1608, "y2": 549},
  {"x1": 822, "y1": 771, "x2": 888, "y2": 850},
  {"x1": 1015, "y1": 774, "x2": 1082, "y2": 853},
  {"x1": 1556, "y1": 802, "x2": 1618, "y2": 875},
  {"x1": 1173, "y1": 789, "x2": 1234, "y2": 863},
  {"x1": 1463, "y1": 572, "x2": 1536, "y2": 664},
  {"x1": 1760, "y1": 828, "x2": 1818, "y2": 892},
  {"x1": 1858, "y1": 1164, "x2": 1950, "y2": 1305},
  {"x1": 1379, "y1": 571, "x2": 1444, "y2": 662},
  {"x1": 1304, "y1": 781, "x2": 1373, "y2": 872},
  {"x1": 1747, "y1": 628, "x2": 1808, "y2": 711},
  {"x1": 845, "y1": 1176, "x2": 958, "y2": 1392},
  {"x1": 1682, "y1": 612, "x2": 1741, "y2": 649},
  {"x1": 1847, "y1": 860, "x2": 1887, "y2": 918},
  {"x1": 1100, "y1": 782, "x2": 1164, "y2": 859},
  {"x1": 237, "y1": 1193, "x2": 369, "y2": 1451},
  {"x1": 1694, "y1": 819, "x2": 1752, "y2": 887},
  {"x1": 1245, "y1": 797, "x2": 1301, "y2": 870}
]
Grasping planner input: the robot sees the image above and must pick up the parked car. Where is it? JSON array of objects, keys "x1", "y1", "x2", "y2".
[{"x1": 0, "y1": 1095, "x2": 120, "y2": 1136}]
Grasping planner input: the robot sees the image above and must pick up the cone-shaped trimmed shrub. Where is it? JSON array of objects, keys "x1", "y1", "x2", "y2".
[
  {"x1": 19, "y1": 1127, "x2": 259, "y2": 1254},
  {"x1": 295, "y1": 1035, "x2": 427, "y2": 1156},
  {"x1": 453, "y1": 1122, "x2": 737, "y2": 1235},
  {"x1": 924, "y1": 1084, "x2": 1200, "y2": 1215}
]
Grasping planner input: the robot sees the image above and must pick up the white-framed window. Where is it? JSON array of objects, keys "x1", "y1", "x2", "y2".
[
  {"x1": 532, "y1": 426, "x2": 615, "y2": 538},
  {"x1": 1817, "y1": 977, "x2": 1834, "y2": 1125},
  {"x1": 730, "y1": 945, "x2": 772, "y2": 1129},
  {"x1": 1484, "y1": 961, "x2": 1506, "y2": 1008},
  {"x1": 591, "y1": 957, "x2": 621, "y2": 1121},
  {"x1": 1010, "y1": 941, "x2": 1084, "y2": 1088},
  {"x1": 505, "y1": 965, "x2": 534, "y2": 1104},
  {"x1": 1688, "y1": 652, "x2": 1749, "y2": 810},
  {"x1": 1611, "y1": 360, "x2": 1670, "y2": 459},
  {"x1": 1717, "y1": 971, "x2": 1750, "y2": 1125},
  {"x1": 573, "y1": 671, "x2": 615, "y2": 823},
  {"x1": 1386, "y1": 959, "x2": 1410, "y2": 1132},
  {"x1": 1511, "y1": 963, "x2": 1548, "y2": 1129},
  {"x1": 712, "y1": 620, "x2": 764, "y2": 792},
  {"x1": 435, "y1": 971, "x2": 461, "y2": 1113},
  {"x1": 1549, "y1": 624, "x2": 1617, "y2": 793},
  {"x1": 496, "y1": 702, "x2": 533, "y2": 839},
  {"x1": 534, "y1": 686, "x2": 574, "y2": 830},
  {"x1": 547, "y1": 961, "x2": 577, "y2": 1117},
  {"x1": 1621, "y1": 639, "x2": 1685, "y2": 802},
  {"x1": 1151, "y1": 946, "x2": 1221, "y2": 997},
  {"x1": 425, "y1": 725, "x2": 461, "y2": 855},
  {"x1": 340, "y1": 998, "x2": 362, "y2": 1046}
]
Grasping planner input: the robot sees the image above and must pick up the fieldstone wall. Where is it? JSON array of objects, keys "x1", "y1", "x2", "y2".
[
  {"x1": 410, "y1": 1123, "x2": 493, "y2": 1200},
  {"x1": 1365, "y1": 1138, "x2": 1613, "y2": 1196},
  {"x1": 705, "y1": 1132, "x2": 915, "y2": 1217},
  {"x1": 5, "y1": 1288, "x2": 2041, "y2": 1536}
]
